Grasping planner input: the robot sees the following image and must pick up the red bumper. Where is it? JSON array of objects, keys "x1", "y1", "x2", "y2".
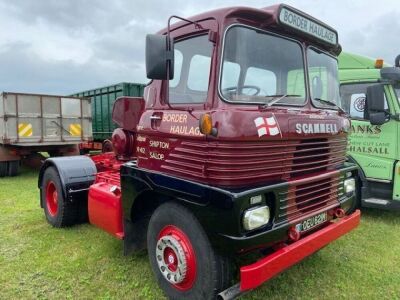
[{"x1": 240, "y1": 209, "x2": 361, "y2": 291}]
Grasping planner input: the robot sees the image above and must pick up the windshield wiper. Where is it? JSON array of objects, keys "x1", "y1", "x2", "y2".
[
  {"x1": 313, "y1": 98, "x2": 345, "y2": 113},
  {"x1": 260, "y1": 94, "x2": 301, "y2": 109}
]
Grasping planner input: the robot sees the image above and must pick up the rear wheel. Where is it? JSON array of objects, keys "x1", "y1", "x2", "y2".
[
  {"x1": 147, "y1": 202, "x2": 234, "y2": 299},
  {"x1": 41, "y1": 166, "x2": 78, "y2": 227},
  {"x1": 0, "y1": 162, "x2": 8, "y2": 177},
  {"x1": 7, "y1": 160, "x2": 20, "y2": 176}
]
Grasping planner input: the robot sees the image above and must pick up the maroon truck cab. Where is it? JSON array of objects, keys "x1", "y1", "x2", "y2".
[{"x1": 39, "y1": 4, "x2": 360, "y2": 299}]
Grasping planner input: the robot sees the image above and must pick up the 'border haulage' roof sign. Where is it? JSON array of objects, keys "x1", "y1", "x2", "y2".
[{"x1": 279, "y1": 7, "x2": 338, "y2": 46}]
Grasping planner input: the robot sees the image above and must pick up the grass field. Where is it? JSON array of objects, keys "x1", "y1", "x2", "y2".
[{"x1": 1, "y1": 167, "x2": 400, "y2": 299}]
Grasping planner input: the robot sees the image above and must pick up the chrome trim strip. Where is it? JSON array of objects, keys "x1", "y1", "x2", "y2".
[{"x1": 366, "y1": 178, "x2": 392, "y2": 183}]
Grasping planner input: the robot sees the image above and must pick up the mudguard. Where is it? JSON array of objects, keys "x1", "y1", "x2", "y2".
[{"x1": 38, "y1": 156, "x2": 96, "y2": 206}]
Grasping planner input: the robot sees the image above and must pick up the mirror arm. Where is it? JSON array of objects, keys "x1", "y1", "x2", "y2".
[
  {"x1": 163, "y1": 15, "x2": 204, "y2": 107},
  {"x1": 167, "y1": 16, "x2": 204, "y2": 36}
]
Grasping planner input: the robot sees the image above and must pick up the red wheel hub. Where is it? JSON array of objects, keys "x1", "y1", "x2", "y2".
[
  {"x1": 156, "y1": 225, "x2": 197, "y2": 291},
  {"x1": 164, "y1": 247, "x2": 178, "y2": 272},
  {"x1": 45, "y1": 181, "x2": 58, "y2": 217}
]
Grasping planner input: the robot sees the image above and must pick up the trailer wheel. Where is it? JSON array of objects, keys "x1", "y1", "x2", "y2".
[
  {"x1": 41, "y1": 166, "x2": 78, "y2": 227},
  {"x1": 7, "y1": 160, "x2": 20, "y2": 176},
  {"x1": 147, "y1": 202, "x2": 234, "y2": 299},
  {"x1": 0, "y1": 162, "x2": 8, "y2": 177}
]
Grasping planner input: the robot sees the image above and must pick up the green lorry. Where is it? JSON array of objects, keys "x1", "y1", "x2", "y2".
[
  {"x1": 71, "y1": 82, "x2": 145, "y2": 152},
  {"x1": 339, "y1": 52, "x2": 400, "y2": 209}
]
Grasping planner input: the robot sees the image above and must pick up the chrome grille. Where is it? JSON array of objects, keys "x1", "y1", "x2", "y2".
[
  {"x1": 277, "y1": 175, "x2": 341, "y2": 224},
  {"x1": 162, "y1": 136, "x2": 347, "y2": 187}
]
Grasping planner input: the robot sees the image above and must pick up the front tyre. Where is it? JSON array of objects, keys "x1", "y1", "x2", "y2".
[
  {"x1": 147, "y1": 202, "x2": 234, "y2": 300},
  {"x1": 41, "y1": 166, "x2": 78, "y2": 227}
]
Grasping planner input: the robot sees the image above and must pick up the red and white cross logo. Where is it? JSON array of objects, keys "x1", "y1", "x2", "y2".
[{"x1": 254, "y1": 116, "x2": 280, "y2": 137}]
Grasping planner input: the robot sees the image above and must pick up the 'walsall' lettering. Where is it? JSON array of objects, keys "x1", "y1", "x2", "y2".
[
  {"x1": 348, "y1": 145, "x2": 389, "y2": 155},
  {"x1": 295, "y1": 123, "x2": 338, "y2": 134}
]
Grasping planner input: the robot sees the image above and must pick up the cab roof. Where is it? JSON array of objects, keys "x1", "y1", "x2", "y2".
[
  {"x1": 339, "y1": 52, "x2": 390, "y2": 69},
  {"x1": 338, "y1": 52, "x2": 390, "y2": 83},
  {"x1": 162, "y1": 4, "x2": 341, "y2": 55}
]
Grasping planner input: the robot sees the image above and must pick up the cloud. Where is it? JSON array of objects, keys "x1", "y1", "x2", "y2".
[
  {"x1": 0, "y1": 0, "x2": 399, "y2": 94},
  {"x1": 341, "y1": 10, "x2": 400, "y2": 63}
]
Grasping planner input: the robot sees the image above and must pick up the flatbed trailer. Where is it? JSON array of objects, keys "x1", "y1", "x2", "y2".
[{"x1": 0, "y1": 92, "x2": 92, "y2": 176}]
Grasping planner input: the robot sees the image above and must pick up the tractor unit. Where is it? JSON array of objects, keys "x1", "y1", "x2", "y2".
[{"x1": 39, "y1": 4, "x2": 360, "y2": 299}]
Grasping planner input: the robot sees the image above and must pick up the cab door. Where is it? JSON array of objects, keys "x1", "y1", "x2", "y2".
[
  {"x1": 390, "y1": 85, "x2": 400, "y2": 201},
  {"x1": 341, "y1": 83, "x2": 398, "y2": 192},
  {"x1": 138, "y1": 29, "x2": 216, "y2": 176}
]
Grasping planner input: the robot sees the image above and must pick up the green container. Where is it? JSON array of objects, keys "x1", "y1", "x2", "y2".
[{"x1": 70, "y1": 82, "x2": 145, "y2": 141}]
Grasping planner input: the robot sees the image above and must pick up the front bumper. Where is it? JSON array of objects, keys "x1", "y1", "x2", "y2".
[{"x1": 239, "y1": 209, "x2": 360, "y2": 291}]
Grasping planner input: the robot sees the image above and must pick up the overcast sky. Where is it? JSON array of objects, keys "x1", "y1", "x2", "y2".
[{"x1": 0, "y1": 0, "x2": 399, "y2": 95}]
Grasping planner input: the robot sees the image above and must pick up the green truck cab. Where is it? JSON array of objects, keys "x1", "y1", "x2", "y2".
[{"x1": 339, "y1": 52, "x2": 400, "y2": 209}]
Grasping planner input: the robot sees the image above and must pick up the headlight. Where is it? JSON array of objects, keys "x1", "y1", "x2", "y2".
[
  {"x1": 243, "y1": 206, "x2": 270, "y2": 230},
  {"x1": 344, "y1": 178, "x2": 356, "y2": 194}
]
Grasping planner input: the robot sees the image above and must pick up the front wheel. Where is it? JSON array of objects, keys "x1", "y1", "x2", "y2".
[{"x1": 147, "y1": 202, "x2": 234, "y2": 299}]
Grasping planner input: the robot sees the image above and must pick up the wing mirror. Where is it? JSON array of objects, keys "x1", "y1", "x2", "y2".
[
  {"x1": 365, "y1": 84, "x2": 387, "y2": 125},
  {"x1": 145, "y1": 34, "x2": 174, "y2": 80}
]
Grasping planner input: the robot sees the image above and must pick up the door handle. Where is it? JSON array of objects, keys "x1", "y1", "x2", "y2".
[{"x1": 150, "y1": 115, "x2": 162, "y2": 120}]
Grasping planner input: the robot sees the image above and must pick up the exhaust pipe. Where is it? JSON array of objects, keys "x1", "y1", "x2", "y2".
[{"x1": 217, "y1": 283, "x2": 243, "y2": 300}]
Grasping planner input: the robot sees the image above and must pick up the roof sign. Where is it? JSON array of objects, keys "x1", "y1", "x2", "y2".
[{"x1": 279, "y1": 7, "x2": 338, "y2": 46}]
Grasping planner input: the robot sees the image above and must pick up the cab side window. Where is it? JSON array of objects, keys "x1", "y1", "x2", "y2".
[
  {"x1": 340, "y1": 83, "x2": 388, "y2": 119},
  {"x1": 169, "y1": 35, "x2": 213, "y2": 104}
]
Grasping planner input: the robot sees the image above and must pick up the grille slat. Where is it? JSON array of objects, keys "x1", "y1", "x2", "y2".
[
  {"x1": 285, "y1": 190, "x2": 334, "y2": 211},
  {"x1": 282, "y1": 196, "x2": 338, "y2": 219},
  {"x1": 277, "y1": 175, "x2": 341, "y2": 222},
  {"x1": 279, "y1": 178, "x2": 340, "y2": 196},
  {"x1": 283, "y1": 182, "x2": 341, "y2": 204},
  {"x1": 161, "y1": 136, "x2": 347, "y2": 187}
]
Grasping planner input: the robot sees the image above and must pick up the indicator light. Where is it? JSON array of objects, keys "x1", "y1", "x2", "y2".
[
  {"x1": 199, "y1": 113, "x2": 213, "y2": 135},
  {"x1": 375, "y1": 59, "x2": 384, "y2": 69},
  {"x1": 199, "y1": 113, "x2": 217, "y2": 136}
]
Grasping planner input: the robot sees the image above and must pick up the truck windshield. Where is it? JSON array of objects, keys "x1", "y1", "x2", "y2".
[
  {"x1": 307, "y1": 48, "x2": 341, "y2": 109},
  {"x1": 220, "y1": 26, "x2": 306, "y2": 105}
]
